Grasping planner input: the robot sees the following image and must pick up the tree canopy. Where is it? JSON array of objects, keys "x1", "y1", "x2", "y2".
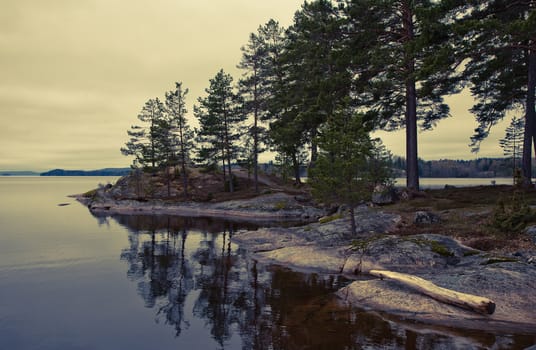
[{"x1": 121, "y1": 0, "x2": 536, "y2": 201}]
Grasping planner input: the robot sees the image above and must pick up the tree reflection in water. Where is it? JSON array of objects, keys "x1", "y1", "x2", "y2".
[{"x1": 109, "y1": 214, "x2": 534, "y2": 350}]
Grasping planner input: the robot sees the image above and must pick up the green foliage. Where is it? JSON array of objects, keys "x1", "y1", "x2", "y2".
[
  {"x1": 237, "y1": 20, "x2": 283, "y2": 190},
  {"x1": 490, "y1": 191, "x2": 536, "y2": 234},
  {"x1": 368, "y1": 138, "x2": 395, "y2": 187},
  {"x1": 165, "y1": 82, "x2": 194, "y2": 197},
  {"x1": 309, "y1": 111, "x2": 373, "y2": 209},
  {"x1": 455, "y1": 1, "x2": 536, "y2": 181},
  {"x1": 309, "y1": 107, "x2": 394, "y2": 235},
  {"x1": 429, "y1": 241, "x2": 454, "y2": 257},
  {"x1": 195, "y1": 69, "x2": 246, "y2": 192},
  {"x1": 500, "y1": 116, "x2": 524, "y2": 165},
  {"x1": 121, "y1": 98, "x2": 170, "y2": 170},
  {"x1": 340, "y1": 0, "x2": 460, "y2": 190}
]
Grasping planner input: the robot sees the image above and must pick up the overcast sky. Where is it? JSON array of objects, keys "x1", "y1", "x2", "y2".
[{"x1": 0, "y1": 0, "x2": 512, "y2": 171}]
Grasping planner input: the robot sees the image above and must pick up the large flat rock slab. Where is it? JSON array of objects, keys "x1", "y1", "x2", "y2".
[{"x1": 337, "y1": 263, "x2": 536, "y2": 333}]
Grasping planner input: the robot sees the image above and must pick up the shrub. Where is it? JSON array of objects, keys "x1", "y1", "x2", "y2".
[{"x1": 490, "y1": 191, "x2": 536, "y2": 234}]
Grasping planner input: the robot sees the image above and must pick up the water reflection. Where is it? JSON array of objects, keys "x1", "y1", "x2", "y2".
[{"x1": 107, "y1": 214, "x2": 535, "y2": 350}]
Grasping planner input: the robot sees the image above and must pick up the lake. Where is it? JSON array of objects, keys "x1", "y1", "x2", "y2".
[
  {"x1": 395, "y1": 177, "x2": 515, "y2": 189},
  {"x1": 0, "y1": 177, "x2": 533, "y2": 349}
]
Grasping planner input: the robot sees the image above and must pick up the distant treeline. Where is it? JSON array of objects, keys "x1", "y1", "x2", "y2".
[
  {"x1": 0, "y1": 171, "x2": 40, "y2": 176},
  {"x1": 390, "y1": 157, "x2": 526, "y2": 178},
  {"x1": 40, "y1": 168, "x2": 131, "y2": 176}
]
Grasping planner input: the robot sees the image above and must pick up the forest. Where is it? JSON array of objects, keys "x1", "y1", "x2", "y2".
[
  {"x1": 389, "y1": 157, "x2": 535, "y2": 178},
  {"x1": 121, "y1": 0, "x2": 535, "y2": 196}
]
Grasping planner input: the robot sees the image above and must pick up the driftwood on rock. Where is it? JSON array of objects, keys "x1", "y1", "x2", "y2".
[{"x1": 369, "y1": 270, "x2": 496, "y2": 315}]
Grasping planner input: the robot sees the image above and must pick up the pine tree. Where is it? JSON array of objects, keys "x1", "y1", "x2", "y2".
[
  {"x1": 263, "y1": 2, "x2": 351, "y2": 184},
  {"x1": 340, "y1": 0, "x2": 460, "y2": 191},
  {"x1": 165, "y1": 82, "x2": 194, "y2": 198},
  {"x1": 195, "y1": 70, "x2": 245, "y2": 192},
  {"x1": 309, "y1": 106, "x2": 374, "y2": 236},
  {"x1": 238, "y1": 20, "x2": 281, "y2": 192},
  {"x1": 454, "y1": 1, "x2": 536, "y2": 186},
  {"x1": 121, "y1": 98, "x2": 168, "y2": 171},
  {"x1": 500, "y1": 116, "x2": 525, "y2": 176},
  {"x1": 280, "y1": 0, "x2": 351, "y2": 168}
]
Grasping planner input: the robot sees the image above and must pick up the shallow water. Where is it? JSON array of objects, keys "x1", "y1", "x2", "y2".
[{"x1": 0, "y1": 177, "x2": 534, "y2": 349}]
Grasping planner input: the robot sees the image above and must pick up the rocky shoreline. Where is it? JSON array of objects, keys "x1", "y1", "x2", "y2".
[
  {"x1": 231, "y1": 205, "x2": 536, "y2": 334},
  {"x1": 78, "y1": 181, "x2": 536, "y2": 334},
  {"x1": 77, "y1": 191, "x2": 325, "y2": 224}
]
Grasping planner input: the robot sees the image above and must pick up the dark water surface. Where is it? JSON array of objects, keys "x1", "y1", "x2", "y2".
[{"x1": 1, "y1": 177, "x2": 534, "y2": 349}]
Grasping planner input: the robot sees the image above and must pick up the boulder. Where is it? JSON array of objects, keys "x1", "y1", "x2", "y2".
[
  {"x1": 342, "y1": 234, "x2": 471, "y2": 275},
  {"x1": 371, "y1": 185, "x2": 398, "y2": 205},
  {"x1": 414, "y1": 211, "x2": 441, "y2": 225},
  {"x1": 525, "y1": 225, "x2": 536, "y2": 244}
]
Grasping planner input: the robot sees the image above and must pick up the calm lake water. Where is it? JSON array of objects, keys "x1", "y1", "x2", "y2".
[
  {"x1": 395, "y1": 177, "x2": 515, "y2": 189},
  {"x1": 0, "y1": 177, "x2": 534, "y2": 350}
]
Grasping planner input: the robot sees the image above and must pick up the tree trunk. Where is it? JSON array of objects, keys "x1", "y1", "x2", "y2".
[
  {"x1": 349, "y1": 206, "x2": 356, "y2": 236},
  {"x1": 253, "y1": 69, "x2": 260, "y2": 194},
  {"x1": 179, "y1": 125, "x2": 188, "y2": 198},
  {"x1": 181, "y1": 161, "x2": 188, "y2": 198},
  {"x1": 227, "y1": 152, "x2": 234, "y2": 193},
  {"x1": 253, "y1": 117, "x2": 259, "y2": 194},
  {"x1": 527, "y1": 47, "x2": 536, "y2": 186},
  {"x1": 403, "y1": 2, "x2": 419, "y2": 191},
  {"x1": 178, "y1": 105, "x2": 189, "y2": 198},
  {"x1": 292, "y1": 152, "x2": 301, "y2": 185},
  {"x1": 369, "y1": 270, "x2": 496, "y2": 315},
  {"x1": 309, "y1": 129, "x2": 318, "y2": 170},
  {"x1": 167, "y1": 167, "x2": 171, "y2": 197},
  {"x1": 221, "y1": 146, "x2": 227, "y2": 191}
]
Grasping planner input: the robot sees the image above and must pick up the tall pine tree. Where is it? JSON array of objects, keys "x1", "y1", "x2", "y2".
[
  {"x1": 281, "y1": 0, "x2": 352, "y2": 168},
  {"x1": 238, "y1": 20, "x2": 284, "y2": 192},
  {"x1": 165, "y1": 82, "x2": 194, "y2": 198},
  {"x1": 195, "y1": 70, "x2": 245, "y2": 192},
  {"x1": 455, "y1": 0, "x2": 536, "y2": 185},
  {"x1": 340, "y1": 0, "x2": 459, "y2": 191}
]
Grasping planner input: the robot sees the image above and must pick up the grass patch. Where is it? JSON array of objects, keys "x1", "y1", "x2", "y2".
[
  {"x1": 429, "y1": 241, "x2": 455, "y2": 257},
  {"x1": 319, "y1": 213, "x2": 343, "y2": 224},
  {"x1": 274, "y1": 201, "x2": 289, "y2": 210},
  {"x1": 463, "y1": 250, "x2": 481, "y2": 257},
  {"x1": 407, "y1": 238, "x2": 454, "y2": 257},
  {"x1": 82, "y1": 188, "x2": 98, "y2": 198},
  {"x1": 481, "y1": 257, "x2": 519, "y2": 265}
]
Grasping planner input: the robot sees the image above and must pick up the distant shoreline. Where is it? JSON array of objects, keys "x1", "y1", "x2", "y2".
[
  {"x1": 0, "y1": 168, "x2": 130, "y2": 177},
  {"x1": 0, "y1": 173, "x2": 517, "y2": 187}
]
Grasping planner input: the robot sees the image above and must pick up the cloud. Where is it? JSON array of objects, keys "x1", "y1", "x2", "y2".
[
  {"x1": 0, "y1": 0, "x2": 519, "y2": 171},
  {"x1": 0, "y1": 0, "x2": 303, "y2": 170}
]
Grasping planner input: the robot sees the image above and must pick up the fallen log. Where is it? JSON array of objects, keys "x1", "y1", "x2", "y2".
[{"x1": 369, "y1": 269, "x2": 496, "y2": 315}]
